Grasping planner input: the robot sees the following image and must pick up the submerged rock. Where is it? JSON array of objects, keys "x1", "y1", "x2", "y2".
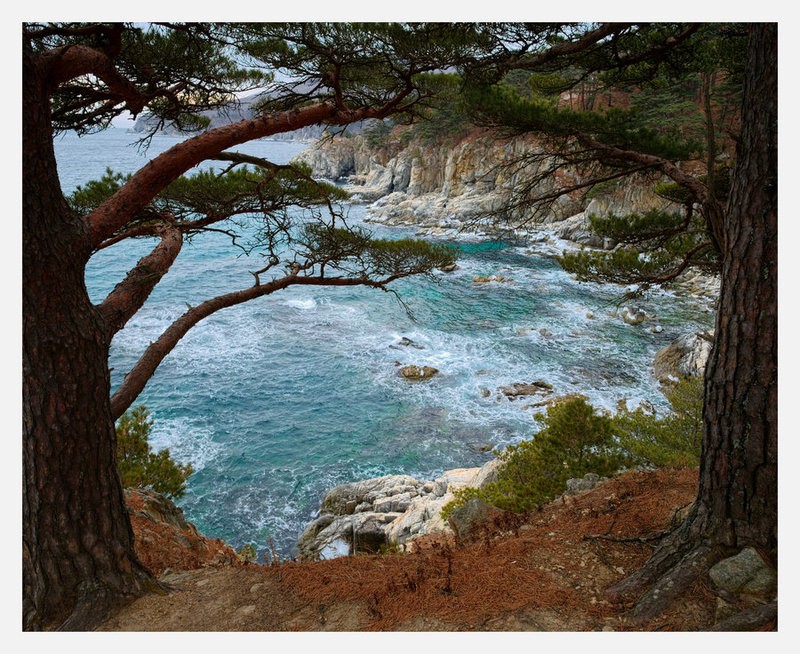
[
  {"x1": 498, "y1": 381, "x2": 554, "y2": 399},
  {"x1": 399, "y1": 336, "x2": 424, "y2": 349},
  {"x1": 620, "y1": 306, "x2": 648, "y2": 326},
  {"x1": 472, "y1": 274, "x2": 513, "y2": 284}
]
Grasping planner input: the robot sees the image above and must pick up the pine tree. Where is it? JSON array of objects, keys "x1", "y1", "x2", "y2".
[
  {"x1": 22, "y1": 22, "x2": 487, "y2": 630},
  {"x1": 461, "y1": 23, "x2": 776, "y2": 624}
]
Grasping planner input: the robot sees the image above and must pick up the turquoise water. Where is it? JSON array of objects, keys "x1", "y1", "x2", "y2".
[{"x1": 54, "y1": 128, "x2": 714, "y2": 559}]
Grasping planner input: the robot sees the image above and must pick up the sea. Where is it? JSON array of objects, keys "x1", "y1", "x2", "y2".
[{"x1": 53, "y1": 127, "x2": 715, "y2": 560}]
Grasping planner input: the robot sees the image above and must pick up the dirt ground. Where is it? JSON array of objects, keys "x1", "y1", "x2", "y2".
[{"x1": 95, "y1": 468, "x2": 749, "y2": 632}]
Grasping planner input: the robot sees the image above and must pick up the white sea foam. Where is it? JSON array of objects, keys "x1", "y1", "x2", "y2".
[
  {"x1": 147, "y1": 417, "x2": 222, "y2": 472},
  {"x1": 283, "y1": 297, "x2": 318, "y2": 311},
  {"x1": 66, "y1": 131, "x2": 719, "y2": 557}
]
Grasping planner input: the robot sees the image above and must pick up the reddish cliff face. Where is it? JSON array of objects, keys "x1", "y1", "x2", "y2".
[{"x1": 125, "y1": 488, "x2": 240, "y2": 576}]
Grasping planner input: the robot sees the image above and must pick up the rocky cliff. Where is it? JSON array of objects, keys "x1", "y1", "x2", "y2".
[{"x1": 297, "y1": 127, "x2": 676, "y2": 246}]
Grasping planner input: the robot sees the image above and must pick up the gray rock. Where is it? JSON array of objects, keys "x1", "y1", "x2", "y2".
[
  {"x1": 373, "y1": 491, "x2": 414, "y2": 513},
  {"x1": 473, "y1": 458, "x2": 502, "y2": 487},
  {"x1": 447, "y1": 498, "x2": 503, "y2": 540},
  {"x1": 499, "y1": 381, "x2": 554, "y2": 398},
  {"x1": 653, "y1": 331, "x2": 714, "y2": 381},
  {"x1": 709, "y1": 547, "x2": 777, "y2": 598},
  {"x1": 124, "y1": 488, "x2": 196, "y2": 534},
  {"x1": 298, "y1": 512, "x2": 393, "y2": 560},
  {"x1": 321, "y1": 474, "x2": 423, "y2": 515},
  {"x1": 298, "y1": 459, "x2": 507, "y2": 559},
  {"x1": 565, "y1": 473, "x2": 608, "y2": 496}
]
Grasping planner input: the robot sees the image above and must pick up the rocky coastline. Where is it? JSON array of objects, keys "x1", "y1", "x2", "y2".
[
  {"x1": 298, "y1": 128, "x2": 675, "y2": 247},
  {"x1": 296, "y1": 461, "x2": 619, "y2": 561},
  {"x1": 294, "y1": 127, "x2": 719, "y2": 562},
  {"x1": 296, "y1": 128, "x2": 720, "y2": 297},
  {"x1": 296, "y1": 324, "x2": 715, "y2": 561}
]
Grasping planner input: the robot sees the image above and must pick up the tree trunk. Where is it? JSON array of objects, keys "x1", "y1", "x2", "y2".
[
  {"x1": 692, "y1": 21, "x2": 778, "y2": 563},
  {"x1": 606, "y1": 23, "x2": 777, "y2": 618},
  {"x1": 22, "y1": 47, "x2": 153, "y2": 631}
]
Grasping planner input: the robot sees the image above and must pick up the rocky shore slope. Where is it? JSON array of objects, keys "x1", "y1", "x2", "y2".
[
  {"x1": 105, "y1": 468, "x2": 776, "y2": 632},
  {"x1": 292, "y1": 127, "x2": 720, "y2": 561},
  {"x1": 297, "y1": 127, "x2": 720, "y2": 301}
]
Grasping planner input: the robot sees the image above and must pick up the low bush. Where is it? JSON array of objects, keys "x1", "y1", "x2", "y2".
[
  {"x1": 443, "y1": 396, "x2": 630, "y2": 517},
  {"x1": 613, "y1": 375, "x2": 704, "y2": 469},
  {"x1": 116, "y1": 405, "x2": 194, "y2": 500},
  {"x1": 442, "y1": 377, "x2": 704, "y2": 519}
]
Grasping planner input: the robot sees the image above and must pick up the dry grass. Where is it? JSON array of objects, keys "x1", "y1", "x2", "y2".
[{"x1": 103, "y1": 468, "x2": 717, "y2": 631}]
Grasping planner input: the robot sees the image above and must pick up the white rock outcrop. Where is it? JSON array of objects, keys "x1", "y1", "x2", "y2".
[
  {"x1": 296, "y1": 459, "x2": 501, "y2": 561},
  {"x1": 653, "y1": 331, "x2": 714, "y2": 382},
  {"x1": 297, "y1": 130, "x2": 674, "y2": 235}
]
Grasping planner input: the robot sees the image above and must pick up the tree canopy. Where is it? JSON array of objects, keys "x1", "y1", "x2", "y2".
[
  {"x1": 455, "y1": 22, "x2": 776, "y2": 622},
  {"x1": 23, "y1": 21, "x2": 489, "y2": 629},
  {"x1": 459, "y1": 23, "x2": 748, "y2": 290}
]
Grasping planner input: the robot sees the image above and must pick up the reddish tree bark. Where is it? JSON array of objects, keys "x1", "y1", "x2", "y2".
[
  {"x1": 606, "y1": 23, "x2": 777, "y2": 619},
  {"x1": 22, "y1": 45, "x2": 155, "y2": 631},
  {"x1": 22, "y1": 28, "x2": 429, "y2": 629}
]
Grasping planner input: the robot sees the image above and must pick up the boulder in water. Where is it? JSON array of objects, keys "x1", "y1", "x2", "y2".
[
  {"x1": 620, "y1": 306, "x2": 648, "y2": 325},
  {"x1": 472, "y1": 274, "x2": 513, "y2": 284},
  {"x1": 399, "y1": 365, "x2": 439, "y2": 381},
  {"x1": 397, "y1": 336, "x2": 424, "y2": 349},
  {"x1": 498, "y1": 381, "x2": 554, "y2": 399}
]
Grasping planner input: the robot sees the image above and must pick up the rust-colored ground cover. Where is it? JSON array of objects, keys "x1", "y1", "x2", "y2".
[{"x1": 103, "y1": 468, "x2": 712, "y2": 631}]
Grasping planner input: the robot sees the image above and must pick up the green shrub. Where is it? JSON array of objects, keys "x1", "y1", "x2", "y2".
[
  {"x1": 443, "y1": 396, "x2": 630, "y2": 517},
  {"x1": 363, "y1": 120, "x2": 393, "y2": 148},
  {"x1": 441, "y1": 378, "x2": 704, "y2": 521},
  {"x1": 116, "y1": 405, "x2": 194, "y2": 499},
  {"x1": 613, "y1": 375, "x2": 704, "y2": 468}
]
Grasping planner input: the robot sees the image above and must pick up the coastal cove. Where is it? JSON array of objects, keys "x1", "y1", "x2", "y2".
[{"x1": 57, "y1": 128, "x2": 716, "y2": 561}]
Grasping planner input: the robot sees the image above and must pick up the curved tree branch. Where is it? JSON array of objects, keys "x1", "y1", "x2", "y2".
[
  {"x1": 579, "y1": 135, "x2": 725, "y2": 253},
  {"x1": 97, "y1": 221, "x2": 183, "y2": 336},
  {"x1": 86, "y1": 97, "x2": 408, "y2": 248},
  {"x1": 43, "y1": 44, "x2": 146, "y2": 115},
  {"x1": 648, "y1": 240, "x2": 714, "y2": 284},
  {"x1": 495, "y1": 23, "x2": 634, "y2": 75},
  {"x1": 109, "y1": 270, "x2": 403, "y2": 419}
]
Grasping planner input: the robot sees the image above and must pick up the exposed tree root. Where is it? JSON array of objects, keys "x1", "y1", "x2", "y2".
[
  {"x1": 629, "y1": 545, "x2": 721, "y2": 621},
  {"x1": 605, "y1": 527, "x2": 695, "y2": 606},
  {"x1": 605, "y1": 511, "x2": 726, "y2": 624},
  {"x1": 711, "y1": 601, "x2": 777, "y2": 631},
  {"x1": 55, "y1": 571, "x2": 162, "y2": 632}
]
